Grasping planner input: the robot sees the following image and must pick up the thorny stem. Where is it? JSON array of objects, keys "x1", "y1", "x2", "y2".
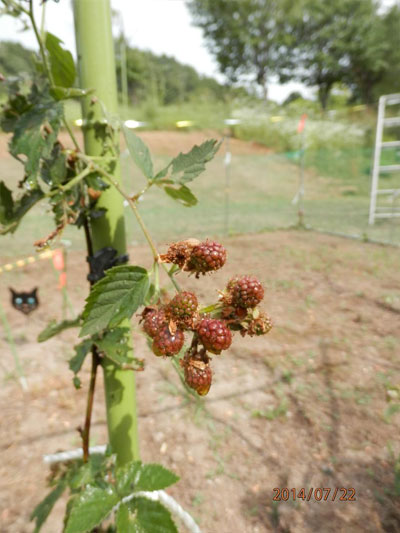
[
  {"x1": 92, "y1": 160, "x2": 183, "y2": 292},
  {"x1": 82, "y1": 347, "x2": 99, "y2": 463},
  {"x1": 28, "y1": 0, "x2": 82, "y2": 153},
  {"x1": 47, "y1": 165, "x2": 93, "y2": 197}
]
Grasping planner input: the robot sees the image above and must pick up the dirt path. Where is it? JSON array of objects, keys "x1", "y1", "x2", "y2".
[{"x1": 1, "y1": 230, "x2": 399, "y2": 532}]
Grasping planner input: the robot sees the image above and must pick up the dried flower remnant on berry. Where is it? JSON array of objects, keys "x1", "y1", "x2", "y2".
[
  {"x1": 159, "y1": 239, "x2": 200, "y2": 270},
  {"x1": 183, "y1": 357, "x2": 212, "y2": 396},
  {"x1": 197, "y1": 318, "x2": 232, "y2": 354},
  {"x1": 152, "y1": 325, "x2": 184, "y2": 356}
]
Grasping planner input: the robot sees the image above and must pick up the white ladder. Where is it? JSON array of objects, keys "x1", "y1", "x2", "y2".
[{"x1": 369, "y1": 93, "x2": 400, "y2": 225}]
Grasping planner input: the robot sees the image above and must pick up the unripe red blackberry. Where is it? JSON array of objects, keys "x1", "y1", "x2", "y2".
[
  {"x1": 142, "y1": 308, "x2": 167, "y2": 338},
  {"x1": 167, "y1": 291, "x2": 198, "y2": 327},
  {"x1": 188, "y1": 240, "x2": 226, "y2": 276},
  {"x1": 228, "y1": 276, "x2": 264, "y2": 309},
  {"x1": 152, "y1": 325, "x2": 184, "y2": 356},
  {"x1": 197, "y1": 318, "x2": 232, "y2": 354},
  {"x1": 184, "y1": 358, "x2": 212, "y2": 396}
]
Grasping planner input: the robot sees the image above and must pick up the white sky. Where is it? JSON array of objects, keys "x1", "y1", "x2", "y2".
[{"x1": 1, "y1": 0, "x2": 394, "y2": 103}]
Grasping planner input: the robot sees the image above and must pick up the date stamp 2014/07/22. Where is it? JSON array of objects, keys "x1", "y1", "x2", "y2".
[{"x1": 273, "y1": 488, "x2": 357, "y2": 502}]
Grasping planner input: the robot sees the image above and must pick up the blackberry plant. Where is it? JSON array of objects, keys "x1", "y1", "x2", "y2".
[{"x1": 0, "y1": 0, "x2": 273, "y2": 531}]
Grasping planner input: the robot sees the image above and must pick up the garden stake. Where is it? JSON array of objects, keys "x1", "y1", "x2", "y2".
[{"x1": 73, "y1": 0, "x2": 140, "y2": 464}]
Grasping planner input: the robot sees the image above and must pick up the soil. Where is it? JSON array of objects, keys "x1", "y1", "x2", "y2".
[
  {"x1": 0, "y1": 131, "x2": 400, "y2": 533},
  {"x1": 1, "y1": 230, "x2": 400, "y2": 533}
]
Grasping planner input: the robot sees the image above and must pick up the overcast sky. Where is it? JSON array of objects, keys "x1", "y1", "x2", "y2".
[{"x1": 0, "y1": 0, "x2": 395, "y2": 103}]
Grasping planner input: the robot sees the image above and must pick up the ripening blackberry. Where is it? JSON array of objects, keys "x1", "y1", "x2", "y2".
[
  {"x1": 197, "y1": 318, "x2": 232, "y2": 354},
  {"x1": 227, "y1": 276, "x2": 264, "y2": 309},
  {"x1": 184, "y1": 358, "x2": 212, "y2": 396},
  {"x1": 167, "y1": 291, "x2": 198, "y2": 328},
  {"x1": 152, "y1": 325, "x2": 184, "y2": 356},
  {"x1": 142, "y1": 308, "x2": 167, "y2": 338},
  {"x1": 187, "y1": 240, "x2": 226, "y2": 277}
]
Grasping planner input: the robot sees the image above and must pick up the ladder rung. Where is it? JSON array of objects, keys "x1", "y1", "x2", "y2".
[
  {"x1": 376, "y1": 188, "x2": 400, "y2": 194},
  {"x1": 374, "y1": 213, "x2": 400, "y2": 218},
  {"x1": 383, "y1": 117, "x2": 400, "y2": 126},
  {"x1": 379, "y1": 165, "x2": 400, "y2": 173},
  {"x1": 384, "y1": 94, "x2": 400, "y2": 105},
  {"x1": 381, "y1": 141, "x2": 400, "y2": 148}
]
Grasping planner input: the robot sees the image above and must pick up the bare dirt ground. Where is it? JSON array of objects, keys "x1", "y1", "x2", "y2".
[
  {"x1": 1, "y1": 130, "x2": 400, "y2": 532},
  {"x1": 1, "y1": 230, "x2": 400, "y2": 533}
]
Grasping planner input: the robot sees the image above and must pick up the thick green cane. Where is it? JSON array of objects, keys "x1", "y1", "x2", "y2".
[{"x1": 73, "y1": 0, "x2": 139, "y2": 464}]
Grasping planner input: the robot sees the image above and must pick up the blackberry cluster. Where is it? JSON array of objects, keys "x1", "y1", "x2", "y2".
[{"x1": 139, "y1": 238, "x2": 272, "y2": 395}]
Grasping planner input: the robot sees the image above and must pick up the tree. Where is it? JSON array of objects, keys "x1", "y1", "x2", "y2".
[
  {"x1": 187, "y1": 0, "x2": 296, "y2": 99},
  {"x1": 0, "y1": 41, "x2": 35, "y2": 77}
]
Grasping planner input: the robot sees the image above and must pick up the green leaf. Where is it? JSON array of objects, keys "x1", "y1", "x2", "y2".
[
  {"x1": 38, "y1": 316, "x2": 81, "y2": 342},
  {"x1": 127, "y1": 497, "x2": 178, "y2": 533},
  {"x1": 0, "y1": 188, "x2": 44, "y2": 235},
  {"x1": 10, "y1": 96, "x2": 63, "y2": 179},
  {"x1": 69, "y1": 339, "x2": 92, "y2": 374},
  {"x1": 65, "y1": 485, "x2": 119, "y2": 533},
  {"x1": 170, "y1": 139, "x2": 221, "y2": 184},
  {"x1": 30, "y1": 479, "x2": 67, "y2": 533},
  {"x1": 122, "y1": 126, "x2": 154, "y2": 180},
  {"x1": 116, "y1": 461, "x2": 141, "y2": 496},
  {"x1": 45, "y1": 32, "x2": 76, "y2": 89},
  {"x1": 164, "y1": 184, "x2": 198, "y2": 207},
  {"x1": 116, "y1": 503, "x2": 136, "y2": 532},
  {"x1": 80, "y1": 266, "x2": 150, "y2": 337},
  {"x1": 0, "y1": 181, "x2": 13, "y2": 224},
  {"x1": 116, "y1": 462, "x2": 179, "y2": 496},
  {"x1": 95, "y1": 327, "x2": 131, "y2": 366}
]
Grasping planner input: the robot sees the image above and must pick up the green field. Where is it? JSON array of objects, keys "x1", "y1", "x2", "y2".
[{"x1": 1, "y1": 128, "x2": 399, "y2": 260}]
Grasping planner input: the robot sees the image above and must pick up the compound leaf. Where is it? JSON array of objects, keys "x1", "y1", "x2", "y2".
[
  {"x1": 127, "y1": 497, "x2": 178, "y2": 533},
  {"x1": 30, "y1": 479, "x2": 67, "y2": 533},
  {"x1": 65, "y1": 485, "x2": 119, "y2": 533},
  {"x1": 164, "y1": 184, "x2": 198, "y2": 207},
  {"x1": 80, "y1": 266, "x2": 150, "y2": 337},
  {"x1": 170, "y1": 139, "x2": 221, "y2": 184},
  {"x1": 123, "y1": 126, "x2": 153, "y2": 180},
  {"x1": 45, "y1": 32, "x2": 76, "y2": 89}
]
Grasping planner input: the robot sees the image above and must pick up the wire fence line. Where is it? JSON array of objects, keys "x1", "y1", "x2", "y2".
[{"x1": 119, "y1": 141, "x2": 400, "y2": 247}]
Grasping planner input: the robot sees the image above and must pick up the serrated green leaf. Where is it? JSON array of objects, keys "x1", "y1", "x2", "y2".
[
  {"x1": 127, "y1": 497, "x2": 178, "y2": 533},
  {"x1": 69, "y1": 339, "x2": 92, "y2": 374},
  {"x1": 123, "y1": 126, "x2": 153, "y2": 180},
  {"x1": 30, "y1": 479, "x2": 67, "y2": 533},
  {"x1": 116, "y1": 461, "x2": 179, "y2": 496},
  {"x1": 45, "y1": 32, "x2": 76, "y2": 89},
  {"x1": 0, "y1": 181, "x2": 14, "y2": 224},
  {"x1": 95, "y1": 327, "x2": 130, "y2": 366},
  {"x1": 164, "y1": 184, "x2": 198, "y2": 207},
  {"x1": 135, "y1": 464, "x2": 179, "y2": 492},
  {"x1": 170, "y1": 139, "x2": 221, "y2": 184},
  {"x1": 116, "y1": 503, "x2": 137, "y2": 532},
  {"x1": 80, "y1": 266, "x2": 150, "y2": 337},
  {"x1": 0, "y1": 188, "x2": 44, "y2": 235},
  {"x1": 38, "y1": 316, "x2": 81, "y2": 342},
  {"x1": 65, "y1": 485, "x2": 119, "y2": 533},
  {"x1": 10, "y1": 97, "x2": 63, "y2": 178},
  {"x1": 116, "y1": 461, "x2": 142, "y2": 496}
]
